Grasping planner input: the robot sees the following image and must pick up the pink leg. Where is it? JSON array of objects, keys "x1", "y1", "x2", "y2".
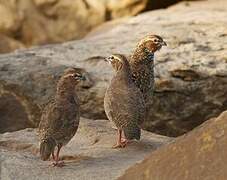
[
  {"x1": 112, "y1": 129, "x2": 126, "y2": 148},
  {"x1": 121, "y1": 131, "x2": 127, "y2": 143},
  {"x1": 121, "y1": 131, "x2": 131, "y2": 146},
  {"x1": 52, "y1": 151, "x2": 55, "y2": 161},
  {"x1": 52, "y1": 144, "x2": 65, "y2": 167}
]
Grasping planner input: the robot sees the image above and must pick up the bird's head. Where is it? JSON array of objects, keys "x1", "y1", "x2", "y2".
[
  {"x1": 105, "y1": 54, "x2": 129, "y2": 71},
  {"x1": 137, "y1": 34, "x2": 167, "y2": 53},
  {"x1": 62, "y1": 68, "x2": 86, "y2": 83}
]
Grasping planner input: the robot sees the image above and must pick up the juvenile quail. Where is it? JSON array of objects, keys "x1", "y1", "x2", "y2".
[
  {"x1": 38, "y1": 68, "x2": 85, "y2": 167},
  {"x1": 129, "y1": 35, "x2": 167, "y2": 124},
  {"x1": 104, "y1": 54, "x2": 145, "y2": 148}
]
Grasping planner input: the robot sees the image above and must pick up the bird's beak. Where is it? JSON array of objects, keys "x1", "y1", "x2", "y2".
[
  {"x1": 161, "y1": 41, "x2": 167, "y2": 46},
  {"x1": 74, "y1": 74, "x2": 86, "y2": 81},
  {"x1": 105, "y1": 57, "x2": 112, "y2": 63},
  {"x1": 80, "y1": 75, "x2": 86, "y2": 81}
]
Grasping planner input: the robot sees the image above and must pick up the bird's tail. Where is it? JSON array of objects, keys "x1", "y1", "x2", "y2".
[
  {"x1": 123, "y1": 124, "x2": 141, "y2": 140},
  {"x1": 40, "y1": 137, "x2": 56, "y2": 161}
]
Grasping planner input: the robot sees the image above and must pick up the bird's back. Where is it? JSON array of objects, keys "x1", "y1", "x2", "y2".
[{"x1": 129, "y1": 58, "x2": 155, "y2": 104}]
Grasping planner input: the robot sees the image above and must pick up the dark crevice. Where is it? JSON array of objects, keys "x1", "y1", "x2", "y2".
[
  {"x1": 105, "y1": 8, "x2": 112, "y2": 21},
  {"x1": 144, "y1": 0, "x2": 185, "y2": 11},
  {"x1": 0, "y1": 94, "x2": 32, "y2": 133}
]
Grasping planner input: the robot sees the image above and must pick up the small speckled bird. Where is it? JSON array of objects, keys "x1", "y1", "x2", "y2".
[
  {"x1": 38, "y1": 68, "x2": 85, "y2": 167},
  {"x1": 104, "y1": 54, "x2": 145, "y2": 148},
  {"x1": 129, "y1": 34, "x2": 166, "y2": 124}
]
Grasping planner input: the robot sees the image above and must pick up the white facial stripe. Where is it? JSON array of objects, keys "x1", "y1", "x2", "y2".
[
  {"x1": 66, "y1": 73, "x2": 75, "y2": 77},
  {"x1": 75, "y1": 73, "x2": 81, "y2": 76},
  {"x1": 138, "y1": 37, "x2": 160, "y2": 46},
  {"x1": 109, "y1": 55, "x2": 123, "y2": 63},
  {"x1": 114, "y1": 56, "x2": 123, "y2": 63},
  {"x1": 64, "y1": 73, "x2": 79, "y2": 79}
]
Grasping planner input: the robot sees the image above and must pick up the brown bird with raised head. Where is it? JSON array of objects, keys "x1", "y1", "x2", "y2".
[
  {"x1": 38, "y1": 68, "x2": 85, "y2": 167},
  {"x1": 129, "y1": 34, "x2": 167, "y2": 124},
  {"x1": 104, "y1": 54, "x2": 145, "y2": 148}
]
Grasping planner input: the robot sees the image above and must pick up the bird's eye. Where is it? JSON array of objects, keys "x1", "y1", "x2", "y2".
[
  {"x1": 74, "y1": 73, "x2": 79, "y2": 78},
  {"x1": 110, "y1": 56, "x2": 114, "y2": 60},
  {"x1": 154, "y1": 39, "x2": 158, "y2": 43}
]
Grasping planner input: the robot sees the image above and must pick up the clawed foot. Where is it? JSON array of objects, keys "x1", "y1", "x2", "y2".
[
  {"x1": 112, "y1": 129, "x2": 130, "y2": 148},
  {"x1": 112, "y1": 142, "x2": 126, "y2": 148},
  {"x1": 121, "y1": 138, "x2": 127, "y2": 144},
  {"x1": 52, "y1": 161, "x2": 65, "y2": 167}
]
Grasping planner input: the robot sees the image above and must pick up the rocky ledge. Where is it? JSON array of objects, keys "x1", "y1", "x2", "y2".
[
  {"x1": 1, "y1": 110, "x2": 227, "y2": 180},
  {"x1": 0, "y1": 118, "x2": 171, "y2": 180}
]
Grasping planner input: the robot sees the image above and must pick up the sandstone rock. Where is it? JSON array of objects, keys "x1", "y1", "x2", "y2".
[
  {"x1": 106, "y1": 0, "x2": 147, "y2": 19},
  {"x1": 0, "y1": 4, "x2": 20, "y2": 33},
  {"x1": 0, "y1": 0, "x2": 227, "y2": 136},
  {"x1": 86, "y1": 17, "x2": 130, "y2": 38},
  {"x1": 0, "y1": 0, "x2": 147, "y2": 53},
  {"x1": 0, "y1": 0, "x2": 205, "y2": 54},
  {"x1": 119, "y1": 111, "x2": 227, "y2": 180},
  {"x1": 0, "y1": 118, "x2": 171, "y2": 180}
]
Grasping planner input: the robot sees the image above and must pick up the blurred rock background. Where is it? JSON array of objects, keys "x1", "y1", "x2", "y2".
[
  {"x1": 0, "y1": 0, "x2": 197, "y2": 54},
  {"x1": 0, "y1": 1, "x2": 227, "y2": 179}
]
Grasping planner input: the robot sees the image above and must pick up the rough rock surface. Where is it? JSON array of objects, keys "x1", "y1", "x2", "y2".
[
  {"x1": 0, "y1": 0, "x2": 227, "y2": 136},
  {"x1": 119, "y1": 111, "x2": 227, "y2": 180},
  {"x1": 0, "y1": 0, "x2": 147, "y2": 53},
  {"x1": 0, "y1": 118, "x2": 171, "y2": 180}
]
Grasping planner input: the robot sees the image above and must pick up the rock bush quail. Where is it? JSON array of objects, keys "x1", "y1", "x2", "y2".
[
  {"x1": 104, "y1": 54, "x2": 145, "y2": 148},
  {"x1": 38, "y1": 68, "x2": 85, "y2": 167},
  {"x1": 129, "y1": 35, "x2": 167, "y2": 124}
]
